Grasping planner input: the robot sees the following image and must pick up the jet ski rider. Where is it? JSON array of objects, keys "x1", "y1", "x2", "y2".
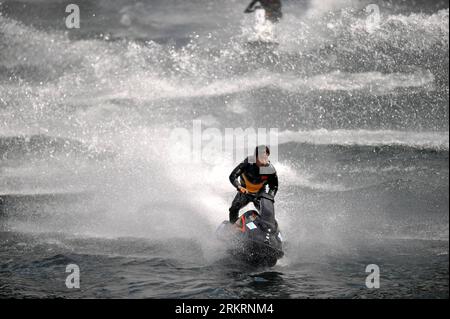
[
  {"x1": 229, "y1": 145, "x2": 279, "y2": 224},
  {"x1": 244, "y1": 0, "x2": 283, "y2": 23}
]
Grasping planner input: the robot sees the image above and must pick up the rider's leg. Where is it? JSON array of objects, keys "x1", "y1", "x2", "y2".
[{"x1": 229, "y1": 193, "x2": 251, "y2": 223}]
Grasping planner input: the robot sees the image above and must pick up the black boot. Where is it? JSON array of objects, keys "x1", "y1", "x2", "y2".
[{"x1": 229, "y1": 207, "x2": 239, "y2": 224}]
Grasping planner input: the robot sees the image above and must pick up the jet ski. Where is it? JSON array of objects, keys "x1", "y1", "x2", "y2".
[{"x1": 216, "y1": 192, "x2": 284, "y2": 267}]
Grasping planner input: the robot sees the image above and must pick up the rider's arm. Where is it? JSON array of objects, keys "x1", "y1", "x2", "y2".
[
  {"x1": 229, "y1": 159, "x2": 248, "y2": 190},
  {"x1": 268, "y1": 170, "x2": 279, "y2": 197},
  {"x1": 244, "y1": 0, "x2": 259, "y2": 13}
]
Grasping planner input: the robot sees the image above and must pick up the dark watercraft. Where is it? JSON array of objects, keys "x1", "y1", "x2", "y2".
[{"x1": 216, "y1": 192, "x2": 284, "y2": 267}]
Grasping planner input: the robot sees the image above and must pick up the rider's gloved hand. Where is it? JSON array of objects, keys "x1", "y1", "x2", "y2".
[{"x1": 238, "y1": 186, "x2": 249, "y2": 194}]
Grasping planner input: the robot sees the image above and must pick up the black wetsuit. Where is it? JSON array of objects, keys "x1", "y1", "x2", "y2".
[
  {"x1": 246, "y1": 0, "x2": 283, "y2": 23},
  {"x1": 228, "y1": 156, "x2": 278, "y2": 223}
]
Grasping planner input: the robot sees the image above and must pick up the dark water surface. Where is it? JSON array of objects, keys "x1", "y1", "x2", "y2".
[{"x1": 0, "y1": 231, "x2": 447, "y2": 298}]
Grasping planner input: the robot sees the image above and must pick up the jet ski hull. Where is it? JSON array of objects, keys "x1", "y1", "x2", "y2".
[{"x1": 216, "y1": 217, "x2": 284, "y2": 267}]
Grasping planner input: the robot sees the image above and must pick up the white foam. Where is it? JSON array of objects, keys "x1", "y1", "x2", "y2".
[{"x1": 277, "y1": 129, "x2": 450, "y2": 151}]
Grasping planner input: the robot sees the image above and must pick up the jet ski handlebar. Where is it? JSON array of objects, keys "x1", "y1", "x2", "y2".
[{"x1": 245, "y1": 191, "x2": 274, "y2": 202}]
